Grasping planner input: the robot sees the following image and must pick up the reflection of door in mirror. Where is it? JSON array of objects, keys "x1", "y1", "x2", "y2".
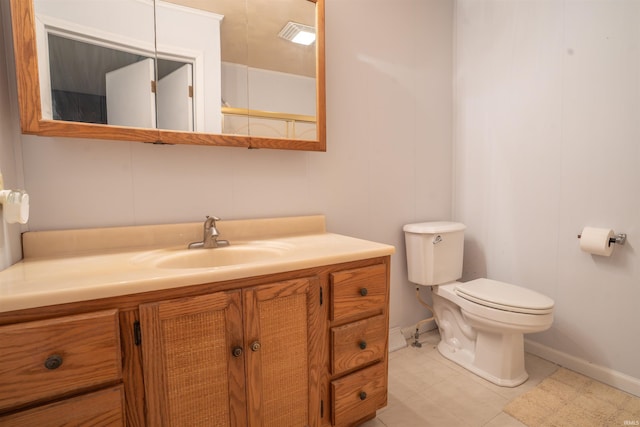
[
  {"x1": 34, "y1": 0, "x2": 219, "y2": 132},
  {"x1": 106, "y1": 58, "x2": 157, "y2": 128},
  {"x1": 48, "y1": 35, "x2": 157, "y2": 126},
  {"x1": 157, "y1": 63, "x2": 194, "y2": 131},
  {"x1": 35, "y1": 0, "x2": 156, "y2": 127}
]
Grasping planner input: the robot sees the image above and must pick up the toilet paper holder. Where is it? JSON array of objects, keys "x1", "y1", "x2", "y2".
[
  {"x1": 0, "y1": 189, "x2": 30, "y2": 224},
  {"x1": 577, "y1": 232, "x2": 626, "y2": 246}
]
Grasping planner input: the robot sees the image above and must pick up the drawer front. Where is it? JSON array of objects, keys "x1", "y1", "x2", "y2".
[
  {"x1": 0, "y1": 309, "x2": 122, "y2": 411},
  {"x1": 332, "y1": 314, "x2": 386, "y2": 375},
  {"x1": 331, "y1": 264, "x2": 387, "y2": 323},
  {"x1": 0, "y1": 385, "x2": 125, "y2": 426},
  {"x1": 331, "y1": 362, "x2": 387, "y2": 427}
]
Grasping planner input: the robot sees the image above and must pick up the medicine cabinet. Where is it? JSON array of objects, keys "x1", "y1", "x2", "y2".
[{"x1": 8, "y1": 0, "x2": 325, "y2": 151}]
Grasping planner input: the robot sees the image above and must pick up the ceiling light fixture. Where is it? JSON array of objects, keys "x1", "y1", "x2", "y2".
[{"x1": 278, "y1": 21, "x2": 316, "y2": 46}]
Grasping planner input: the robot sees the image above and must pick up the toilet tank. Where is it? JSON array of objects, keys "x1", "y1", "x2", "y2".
[{"x1": 403, "y1": 221, "x2": 466, "y2": 286}]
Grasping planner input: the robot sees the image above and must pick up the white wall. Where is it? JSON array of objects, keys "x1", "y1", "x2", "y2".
[
  {"x1": 0, "y1": 0, "x2": 454, "y2": 332},
  {"x1": 0, "y1": 1, "x2": 24, "y2": 269},
  {"x1": 221, "y1": 62, "x2": 316, "y2": 115},
  {"x1": 454, "y1": 0, "x2": 640, "y2": 391}
]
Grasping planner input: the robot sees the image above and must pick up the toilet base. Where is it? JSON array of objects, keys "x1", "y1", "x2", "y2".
[
  {"x1": 433, "y1": 291, "x2": 531, "y2": 387},
  {"x1": 437, "y1": 332, "x2": 529, "y2": 387}
]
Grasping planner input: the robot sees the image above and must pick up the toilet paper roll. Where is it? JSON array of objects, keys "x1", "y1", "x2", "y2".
[{"x1": 580, "y1": 227, "x2": 614, "y2": 256}]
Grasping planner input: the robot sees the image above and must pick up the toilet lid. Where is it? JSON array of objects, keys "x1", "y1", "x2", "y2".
[{"x1": 455, "y1": 279, "x2": 554, "y2": 314}]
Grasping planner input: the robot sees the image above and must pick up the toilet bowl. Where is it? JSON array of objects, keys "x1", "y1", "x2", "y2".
[
  {"x1": 403, "y1": 221, "x2": 555, "y2": 387},
  {"x1": 432, "y1": 279, "x2": 553, "y2": 387}
]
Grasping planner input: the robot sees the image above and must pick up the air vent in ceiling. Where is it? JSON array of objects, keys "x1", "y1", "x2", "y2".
[{"x1": 278, "y1": 21, "x2": 316, "y2": 46}]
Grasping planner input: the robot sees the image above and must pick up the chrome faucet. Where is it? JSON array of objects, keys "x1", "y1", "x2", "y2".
[{"x1": 188, "y1": 216, "x2": 230, "y2": 249}]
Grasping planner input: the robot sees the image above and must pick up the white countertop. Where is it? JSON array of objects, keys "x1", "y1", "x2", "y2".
[{"x1": 0, "y1": 216, "x2": 395, "y2": 313}]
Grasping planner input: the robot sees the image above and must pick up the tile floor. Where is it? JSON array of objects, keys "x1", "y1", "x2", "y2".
[{"x1": 361, "y1": 330, "x2": 560, "y2": 427}]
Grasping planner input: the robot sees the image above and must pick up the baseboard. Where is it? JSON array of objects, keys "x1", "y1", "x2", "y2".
[
  {"x1": 400, "y1": 319, "x2": 437, "y2": 340},
  {"x1": 388, "y1": 326, "x2": 407, "y2": 352},
  {"x1": 525, "y1": 339, "x2": 640, "y2": 398},
  {"x1": 389, "y1": 321, "x2": 438, "y2": 353}
]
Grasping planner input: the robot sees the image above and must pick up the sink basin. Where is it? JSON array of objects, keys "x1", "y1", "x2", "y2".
[{"x1": 154, "y1": 242, "x2": 291, "y2": 269}]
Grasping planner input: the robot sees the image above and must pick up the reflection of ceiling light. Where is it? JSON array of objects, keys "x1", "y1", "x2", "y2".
[{"x1": 278, "y1": 21, "x2": 316, "y2": 46}]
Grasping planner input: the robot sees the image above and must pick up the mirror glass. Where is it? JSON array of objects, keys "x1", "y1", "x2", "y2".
[
  {"x1": 34, "y1": 0, "x2": 158, "y2": 127},
  {"x1": 244, "y1": 0, "x2": 317, "y2": 140},
  {"x1": 165, "y1": 0, "x2": 317, "y2": 140},
  {"x1": 31, "y1": 0, "x2": 318, "y2": 141},
  {"x1": 153, "y1": 0, "x2": 224, "y2": 133}
]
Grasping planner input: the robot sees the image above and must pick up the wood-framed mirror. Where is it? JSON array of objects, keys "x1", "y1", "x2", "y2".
[{"x1": 8, "y1": 0, "x2": 325, "y2": 151}]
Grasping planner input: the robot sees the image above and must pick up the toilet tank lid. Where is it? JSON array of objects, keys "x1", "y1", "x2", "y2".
[{"x1": 403, "y1": 221, "x2": 466, "y2": 234}]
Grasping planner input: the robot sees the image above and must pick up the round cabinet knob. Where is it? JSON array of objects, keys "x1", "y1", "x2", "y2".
[
  {"x1": 250, "y1": 341, "x2": 261, "y2": 352},
  {"x1": 359, "y1": 341, "x2": 367, "y2": 350},
  {"x1": 232, "y1": 347, "x2": 243, "y2": 358},
  {"x1": 360, "y1": 288, "x2": 368, "y2": 297},
  {"x1": 359, "y1": 391, "x2": 367, "y2": 401},
  {"x1": 44, "y1": 354, "x2": 63, "y2": 370}
]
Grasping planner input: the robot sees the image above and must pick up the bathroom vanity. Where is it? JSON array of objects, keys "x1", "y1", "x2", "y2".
[{"x1": 0, "y1": 216, "x2": 394, "y2": 426}]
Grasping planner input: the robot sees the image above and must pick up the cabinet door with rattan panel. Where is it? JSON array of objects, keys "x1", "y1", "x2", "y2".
[
  {"x1": 243, "y1": 276, "x2": 322, "y2": 427},
  {"x1": 139, "y1": 290, "x2": 246, "y2": 427}
]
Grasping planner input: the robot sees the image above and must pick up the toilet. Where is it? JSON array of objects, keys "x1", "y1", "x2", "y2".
[{"x1": 403, "y1": 221, "x2": 554, "y2": 387}]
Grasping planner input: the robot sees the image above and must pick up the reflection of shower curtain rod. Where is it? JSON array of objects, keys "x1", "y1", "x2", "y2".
[{"x1": 221, "y1": 107, "x2": 316, "y2": 123}]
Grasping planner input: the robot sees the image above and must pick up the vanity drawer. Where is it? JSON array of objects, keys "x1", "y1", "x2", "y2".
[
  {"x1": 331, "y1": 362, "x2": 387, "y2": 427},
  {"x1": 331, "y1": 314, "x2": 386, "y2": 375},
  {"x1": 0, "y1": 385, "x2": 125, "y2": 426},
  {"x1": 331, "y1": 264, "x2": 387, "y2": 323},
  {"x1": 0, "y1": 309, "x2": 122, "y2": 411}
]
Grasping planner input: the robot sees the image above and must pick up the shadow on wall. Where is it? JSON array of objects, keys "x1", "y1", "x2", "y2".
[
  {"x1": 586, "y1": 236, "x2": 635, "y2": 271},
  {"x1": 461, "y1": 237, "x2": 487, "y2": 281}
]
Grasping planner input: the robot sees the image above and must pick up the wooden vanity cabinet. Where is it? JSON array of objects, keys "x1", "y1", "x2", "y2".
[
  {"x1": 328, "y1": 264, "x2": 390, "y2": 427},
  {"x1": 139, "y1": 277, "x2": 322, "y2": 427},
  {"x1": 0, "y1": 386, "x2": 126, "y2": 426},
  {"x1": 0, "y1": 256, "x2": 390, "y2": 427},
  {"x1": 0, "y1": 309, "x2": 125, "y2": 426}
]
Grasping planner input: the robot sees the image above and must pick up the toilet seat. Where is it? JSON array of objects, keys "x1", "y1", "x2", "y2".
[{"x1": 455, "y1": 279, "x2": 554, "y2": 315}]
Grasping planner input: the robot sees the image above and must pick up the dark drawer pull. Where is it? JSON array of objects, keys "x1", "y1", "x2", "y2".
[
  {"x1": 360, "y1": 288, "x2": 368, "y2": 296},
  {"x1": 359, "y1": 391, "x2": 367, "y2": 401},
  {"x1": 359, "y1": 340, "x2": 367, "y2": 350},
  {"x1": 251, "y1": 341, "x2": 261, "y2": 352},
  {"x1": 232, "y1": 347, "x2": 243, "y2": 358},
  {"x1": 44, "y1": 354, "x2": 63, "y2": 370}
]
